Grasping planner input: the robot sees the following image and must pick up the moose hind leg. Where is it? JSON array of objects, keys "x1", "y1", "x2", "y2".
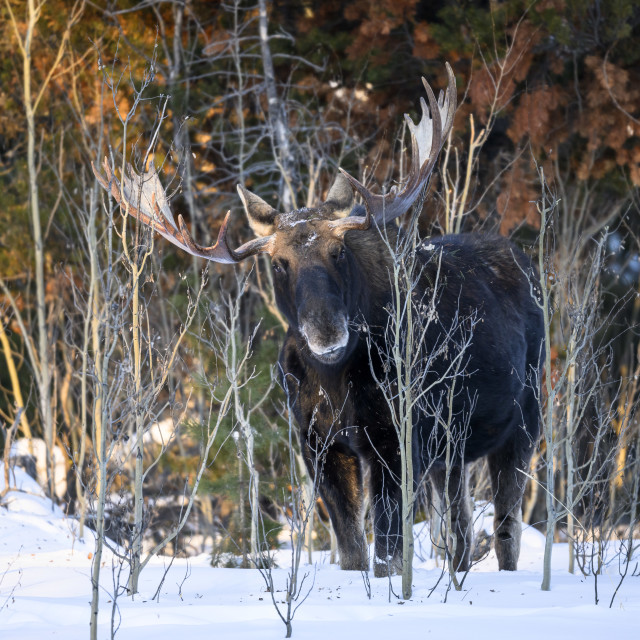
[
  {"x1": 369, "y1": 457, "x2": 404, "y2": 577},
  {"x1": 430, "y1": 464, "x2": 473, "y2": 572},
  {"x1": 488, "y1": 427, "x2": 535, "y2": 570}
]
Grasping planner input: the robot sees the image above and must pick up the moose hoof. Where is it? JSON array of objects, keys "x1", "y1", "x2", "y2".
[
  {"x1": 373, "y1": 556, "x2": 403, "y2": 578},
  {"x1": 339, "y1": 554, "x2": 368, "y2": 572}
]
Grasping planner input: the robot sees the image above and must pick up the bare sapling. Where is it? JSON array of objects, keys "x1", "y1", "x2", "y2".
[
  {"x1": 367, "y1": 218, "x2": 478, "y2": 598},
  {"x1": 254, "y1": 372, "x2": 325, "y2": 638},
  {"x1": 86, "y1": 48, "x2": 233, "y2": 616},
  {"x1": 608, "y1": 411, "x2": 640, "y2": 607},
  {"x1": 440, "y1": 14, "x2": 534, "y2": 235},
  {"x1": 535, "y1": 167, "x2": 564, "y2": 592},
  {"x1": 577, "y1": 338, "x2": 640, "y2": 604},
  {"x1": 208, "y1": 269, "x2": 275, "y2": 566},
  {"x1": 99, "y1": 53, "x2": 167, "y2": 593},
  {"x1": 87, "y1": 150, "x2": 217, "y2": 635},
  {"x1": 92, "y1": 48, "x2": 195, "y2": 593},
  {"x1": 533, "y1": 166, "x2": 628, "y2": 591},
  {"x1": 88, "y1": 159, "x2": 125, "y2": 640}
]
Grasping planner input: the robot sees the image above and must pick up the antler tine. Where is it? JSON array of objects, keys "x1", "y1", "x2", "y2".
[
  {"x1": 409, "y1": 73, "x2": 443, "y2": 196},
  {"x1": 93, "y1": 158, "x2": 181, "y2": 247},
  {"x1": 227, "y1": 234, "x2": 276, "y2": 261},
  {"x1": 337, "y1": 64, "x2": 456, "y2": 226},
  {"x1": 175, "y1": 210, "x2": 240, "y2": 264},
  {"x1": 92, "y1": 157, "x2": 240, "y2": 264},
  {"x1": 325, "y1": 169, "x2": 372, "y2": 237},
  {"x1": 177, "y1": 209, "x2": 275, "y2": 262}
]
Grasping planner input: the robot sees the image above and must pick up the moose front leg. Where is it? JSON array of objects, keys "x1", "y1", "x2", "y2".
[{"x1": 303, "y1": 439, "x2": 368, "y2": 571}]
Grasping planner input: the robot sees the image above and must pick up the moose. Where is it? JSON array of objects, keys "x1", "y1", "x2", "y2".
[{"x1": 94, "y1": 63, "x2": 543, "y2": 576}]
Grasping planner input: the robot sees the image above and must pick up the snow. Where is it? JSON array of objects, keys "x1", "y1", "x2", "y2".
[
  {"x1": 1, "y1": 466, "x2": 638, "y2": 639},
  {"x1": 10, "y1": 438, "x2": 68, "y2": 498}
]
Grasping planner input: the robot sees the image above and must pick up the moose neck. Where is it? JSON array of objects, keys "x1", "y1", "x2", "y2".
[{"x1": 344, "y1": 222, "x2": 400, "y2": 323}]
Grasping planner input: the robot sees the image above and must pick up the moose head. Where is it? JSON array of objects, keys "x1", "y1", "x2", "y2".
[{"x1": 93, "y1": 64, "x2": 456, "y2": 367}]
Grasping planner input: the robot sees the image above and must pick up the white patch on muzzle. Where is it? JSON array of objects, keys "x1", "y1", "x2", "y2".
[{"x1": 300, "y1": 316, "x2": 349, "y2": 358}]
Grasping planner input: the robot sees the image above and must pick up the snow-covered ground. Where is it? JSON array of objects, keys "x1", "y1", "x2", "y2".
[{"x1": 1, "y1": 466, "x2": 638, "y2": 640}]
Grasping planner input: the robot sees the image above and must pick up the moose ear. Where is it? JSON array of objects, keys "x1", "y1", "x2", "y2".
[
  {"x1": 323, "y1": 172, "x2": 354, "y2": 219},
  {"x1": 237, "y1": 185, "x2": 279, "y2": 237}
]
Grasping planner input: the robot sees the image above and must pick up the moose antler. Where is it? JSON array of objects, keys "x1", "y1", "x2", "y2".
[
  {"x1": 340, "y1": 63, "x2": 457, "y2": 225},
  {"x1": 93, "y1": 66, "x2": 455, "y2": 258},
  {"x1": 92, "y1": 158, "x2": 235, "y2": 262},
  {"x1": 92, "y1": 158, "x2": 273, "y2": 263}
]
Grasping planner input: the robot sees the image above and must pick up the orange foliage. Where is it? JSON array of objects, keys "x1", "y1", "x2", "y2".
[
  {"x1": 345, "y1": 0, "x2": 419, "y2": 61},
  {"x1": 574, "y1": 56, "x2": 640, "y2": 185},
  {"x1": 468, "y1": 22, "x2": 540, "y2": 124},
  {"x1": 412, "y1": 22, "x2": 440, "y2": 60},
  {"x1": 497, "y1": 157, "x2": 540, "y2": 235},
  {"x1": 507, "y1": 85, "x2": 568, "y2": 150}
]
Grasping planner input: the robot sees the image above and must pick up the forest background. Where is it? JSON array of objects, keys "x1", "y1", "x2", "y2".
[{"x1": 1, "y1": 0, "x2": 639, "y2": 585}]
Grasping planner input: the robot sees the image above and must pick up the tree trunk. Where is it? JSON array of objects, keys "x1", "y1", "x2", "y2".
[
  {"x1": 22, "y1": 0, "x2": 55, "y2": 501},
  {"x1": 257, "y1": 0, "x2": 296, "y2": 210}
]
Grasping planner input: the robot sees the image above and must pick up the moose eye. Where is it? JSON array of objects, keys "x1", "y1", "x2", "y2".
[
  {"x1": 335, "y1": 247, "x2": 346, "y2": 263},
  {"x1": 272, "y1": 261, "x2": 285, "y2": 275}
]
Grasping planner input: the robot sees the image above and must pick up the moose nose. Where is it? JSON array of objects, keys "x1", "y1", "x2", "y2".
[{"x1": 300, "y1": 314, "x2": 349, "y2": 361}]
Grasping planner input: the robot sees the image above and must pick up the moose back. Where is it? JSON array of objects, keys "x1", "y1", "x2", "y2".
[{"x1": 94, "y1": 64, "x2": 543, "y2": 576}]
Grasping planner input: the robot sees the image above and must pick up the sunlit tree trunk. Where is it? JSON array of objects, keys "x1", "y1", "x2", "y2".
[{"x1": 4, "y1": 0, "x2": 84, "y2": 499}]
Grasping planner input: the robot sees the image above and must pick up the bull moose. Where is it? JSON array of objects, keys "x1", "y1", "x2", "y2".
[{"x1": 94, "y1": 63, "x2": 543, "y2": 576}]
